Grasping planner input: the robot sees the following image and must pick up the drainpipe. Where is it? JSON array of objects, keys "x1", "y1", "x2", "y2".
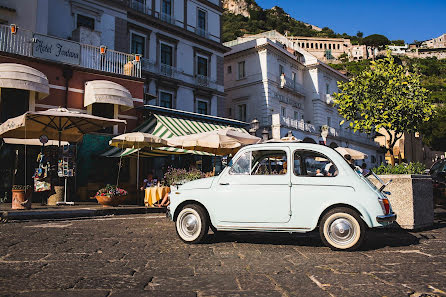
[{"x1": 62, "y1": 67, "x2": 73, "y2": 108}]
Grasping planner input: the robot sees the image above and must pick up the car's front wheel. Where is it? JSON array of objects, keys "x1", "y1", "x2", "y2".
[
  {"x1": 176, "y1": 204, "x2": 209, "y2": 243},
  {"x1": 319, "y1": 207, "x2": 365, "y2": 251}
]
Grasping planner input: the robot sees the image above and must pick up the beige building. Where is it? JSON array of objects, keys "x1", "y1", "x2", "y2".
[
  {"x1": 422, "y1": 33, "x2": 446, "y2": 48},
  {"x1": 287, "y1": 36, "x2": 351, "y2": 62},
  {"x1": 375, "y1": 130, "x2": 445, "y2": 167}
]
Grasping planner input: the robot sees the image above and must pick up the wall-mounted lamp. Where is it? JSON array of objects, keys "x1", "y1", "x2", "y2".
[
  {"x1": 134, "y1": 54, "x2": 141, "y2": 62},
  {"x1": 10, "y1": 24, "x2": 17, "y2": 35},
  {"x1": 100, "y1": 45, "x2": 107, "y2": 55}
]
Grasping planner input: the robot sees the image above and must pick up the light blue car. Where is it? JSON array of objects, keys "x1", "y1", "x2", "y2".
[{"x1": 167, "y1": 143, "x2": 396, "y2": 251}]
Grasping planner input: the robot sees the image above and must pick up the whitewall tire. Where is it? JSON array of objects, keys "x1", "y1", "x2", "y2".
[
  {"x1": 319, "y1": 207, "x2": 365, "y2": 251},
  {"x1": 175, "y1": 204, "x2": 209, "y2": 244}
]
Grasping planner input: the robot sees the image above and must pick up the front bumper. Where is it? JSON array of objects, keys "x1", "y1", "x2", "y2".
[{"x1": 376, "y1": 213, "x2": 397, "y2": 223}]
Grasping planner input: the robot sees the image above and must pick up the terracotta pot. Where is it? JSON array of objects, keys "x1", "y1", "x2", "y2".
[
  {"x1": 12, "y1": 189, "x2": 32, "y2": 210},
  {"x1": 95, "y1": 195, "x2": 127, "y2": 207}
]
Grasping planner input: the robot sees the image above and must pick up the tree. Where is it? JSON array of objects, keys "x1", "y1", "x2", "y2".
[
  {"x1": 333, "y1": 52, "x2": 435, "y2": 165},
  {"x1": 391, "y1": 40, "x2": 405, "y2": 46},
  {"x1": 420, "y1": 105, "x2": 446, "y2": 151},
  {"x1": 362, "y1": 34, "x2": 390, "y2": 48},
  {"x1": 356, "y1": 31, "x2": 363, "y2": 38}
]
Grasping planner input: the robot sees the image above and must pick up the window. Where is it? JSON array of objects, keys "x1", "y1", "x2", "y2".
[
  {"x1": 294, "y1": 150, "x2": 338, "y2": 177},
  {"x1": 160, "y1": 92, "x2": 173, "y2": 108},
  {"x1": 291, "y1": 72, "x2": 296, "y2": 87},
  {"x1": 238, "y1": 61, "x2": 245, "y2": 79},
  {"x1": 327, "y1": 117, "x2": 331, "y2": 126},
  {"x1": 281, "y1": 106, "x2": 286, "y2": 117},
  {"x1": 0, "y1": 88, "x2": 29, "y2": 123},
  {"x1": 326, "y1": 83, "x2": 330, "y2": 94},
  {"x1": 237, "y1": 104, "x2": 247, "y2": 121},
  {"x1": 160, "y1": 43, "x2": 173, "y2": 66},
  {"x1": 77, "y1": 14, "x2": 95, "y2": 30},
  {"x1": 92, "y1": 103, "x2": 114, "y2": 133},
  {"x1": 197, "y1": 100, "x2": 208, "y2": 115},
  {"x1": 230, "y1": 150, "x2": 288, "y2": 175},
  {"x1": 162, "y1": 0, "x2": 171, "y2": 15},
  {"x1": 229, "y1": 151, "x2": 250, "y2": 175},
  {"x1": 131, "y1": 33, "x2": 145, "y2": 56},
  {"x1": 301, "y1": 114, "x2": 304, "y2": 121},
  {"x1": 279, "y1": 64, "x2": 284, "y2": 75},
  {"x1": 227, "y1": 65, "x2": 232, "y2": 74},
  {"x1": 132, "y1": 0, "x2": 146, "y2": 12},
  {"x1": 294, "y1": 111, "x2": 299, "y2": 120},
  {"x1": 197, "y1": 56, "x2": 208, "y2": 76},
  {"x1": 197, "y1": 9, "x2": 206, "y2": 31}
]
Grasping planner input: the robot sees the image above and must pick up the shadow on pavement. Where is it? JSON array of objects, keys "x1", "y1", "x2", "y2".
[{"x1": 202, "y1": 227, "x2": 421, "y2": 251}]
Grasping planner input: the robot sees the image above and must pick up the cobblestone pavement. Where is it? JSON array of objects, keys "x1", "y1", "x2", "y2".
[{"x1": 1, "y1": 211, "x2": 446, "y2": 297}]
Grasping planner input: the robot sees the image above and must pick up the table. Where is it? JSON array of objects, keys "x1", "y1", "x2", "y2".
[{"x1": 145, "y1": 186, "x2": 170, "y2": 207}]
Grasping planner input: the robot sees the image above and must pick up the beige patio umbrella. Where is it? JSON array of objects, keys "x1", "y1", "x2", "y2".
[
  {"x1": 109, "y1": 132, "x2": 167, "y2": 149},
  {"x1": 335, "y1": 147, "x2": 368, "y2": 160},
  {"x1": 0, "y1": 107, "x2": 126, "y2": 144},
  {"x1": 109, "y1": 132, "x2": 168, "y2": 192},
  {"x1": 166, "y1": 128, "x2": 261, "y2": 156}
]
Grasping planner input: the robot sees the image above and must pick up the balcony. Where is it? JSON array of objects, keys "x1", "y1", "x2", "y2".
[
  {"x1": 160, "y1": 12, "x2": 176, "y2": 25},
  {"x1": 129, "y1": 1, "x2": 177, "y2": 25},
  {"x1": 280, "y1": 117, "x2": 316, "y2": 133},
  {"x1": 0, "y1": 24, "x2": 141, "y2": 78},
  {"x1": 325, "y1": 94, "x2": 334, "y2": 105},
  {"x1": 279, "y1": 76, "x2": 305, "y2": 96},
  {"x1": 195, "y1": 28, "x2": 209, "y2": 39},
  {"x1": 141, "y1": 58, "x2": 179, "y2": 78}
]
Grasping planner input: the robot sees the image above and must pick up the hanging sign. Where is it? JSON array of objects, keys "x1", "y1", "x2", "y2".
[{"x1": 32, "y1": 33, "x2": 81, "y2": 65}]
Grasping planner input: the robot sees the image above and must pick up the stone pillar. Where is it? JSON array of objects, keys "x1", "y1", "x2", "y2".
[{"x1": 271, "y1": 113, "x2": 281, "y2": 140}]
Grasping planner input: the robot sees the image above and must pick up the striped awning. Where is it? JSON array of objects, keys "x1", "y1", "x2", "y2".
[{"x1": 101, "y1": 114, "x2": 247, "y2": 157}]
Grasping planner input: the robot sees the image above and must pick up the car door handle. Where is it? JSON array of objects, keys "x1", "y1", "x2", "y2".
[{"x1": 219, "y1": 182, "x2": 230, "y2": 185}]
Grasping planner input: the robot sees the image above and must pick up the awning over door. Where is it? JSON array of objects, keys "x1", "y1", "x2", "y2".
[
  {"x1": 0, "y1": 63, "x2": 49, "y2": 100},
  {"x1": 84, "y1": 80, "x2": 133, "y2": 110},
  {"x1": 100, "y1": 114, "x2": 248, "y2": 157}
]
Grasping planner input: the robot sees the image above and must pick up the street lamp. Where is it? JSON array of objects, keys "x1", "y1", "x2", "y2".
[
  {"x1": 262, "y1": 128, "x2": 269, "y2": 141},
  {"x1": 249, "y1": 118, "x2": 260, "y2": 136},
  {"x1": 10, "y1": 24, "x2": 17, "y2": 35}
]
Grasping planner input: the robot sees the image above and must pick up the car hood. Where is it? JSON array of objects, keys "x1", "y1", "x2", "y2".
[{"x1": 178, "y1": 177, "x2": 216, "y2": 190}]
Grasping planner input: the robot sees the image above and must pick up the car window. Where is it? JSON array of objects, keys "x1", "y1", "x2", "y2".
[
  {"x1": 294, "y1": 150, "x2": 338, "y2": 177},
  {"x1": 251, "y1": 150, "x2": 287, "y2": 175},
  {"x1": 229, "y1": 151, "x2": 250, "y2": 175}
]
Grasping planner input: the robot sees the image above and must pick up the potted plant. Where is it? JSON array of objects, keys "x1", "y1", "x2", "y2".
[
  {"x1": 11, "y1": 185, "x2": 32, "y2": 210},
  {"x1": 370, "y1": 162, "x2": 433, "y2": 230},
  {"x1": 94, "y1": 184, "x2": 128, "y2": 207}
]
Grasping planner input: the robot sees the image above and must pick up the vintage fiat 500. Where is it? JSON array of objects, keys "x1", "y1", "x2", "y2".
[{"x1": 167, "y1": 143, "x2": 396, "y2": 251}]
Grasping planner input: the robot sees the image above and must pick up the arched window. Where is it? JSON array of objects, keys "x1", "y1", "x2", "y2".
[
  {"x1": 329, "y1": 44, "x2": 331, "y2": 50},
  {"x1": 311, "y1": 43, "x2": 314, "y2": 49}
]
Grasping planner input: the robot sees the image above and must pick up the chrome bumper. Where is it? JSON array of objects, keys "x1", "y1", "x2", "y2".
[{"x1": 376, "y1": 213, "x2": 397, "y2": 223}]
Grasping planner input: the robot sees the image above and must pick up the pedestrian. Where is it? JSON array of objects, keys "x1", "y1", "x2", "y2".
[
  {"x1": 361, "y1": 163, "x2": 370, "y2": 176},
  {"x1": 344, "y1": 154, "x2": 355, "y2": 169},
  {"x1": 140, "y1": 171, "x2": 155, "y2": 190}
]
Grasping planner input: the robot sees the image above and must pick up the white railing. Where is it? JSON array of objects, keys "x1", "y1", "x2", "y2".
[
  {"x1": 280, "y1": 76, "x2": 305, "y2": 95},
  {"x1": 280, "y1": 117, "x2": 316, "y2": 133},
  {"x1": 160, "y1": 12, "x2": 176, "y2": 25},
  {"x1": 0, "y1": 25, "x2": 33, "y2": 56},
  {"x1": 0, "y1": 24, "x2": 141, "y2": 78},
  {"x1": 195, "y1": 28, "x2": 209, "y2": 38}
]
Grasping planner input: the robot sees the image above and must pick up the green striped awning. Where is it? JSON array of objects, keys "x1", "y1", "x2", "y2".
[{"x1": 101, "y1": 114, "x2": 247, "y2": 157}]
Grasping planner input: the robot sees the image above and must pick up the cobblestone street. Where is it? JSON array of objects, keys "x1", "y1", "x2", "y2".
[{"x1": 1, "y1": 210, "x2": 446, "y2": 297}]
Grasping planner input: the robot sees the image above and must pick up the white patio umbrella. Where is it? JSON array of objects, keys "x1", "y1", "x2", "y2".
[
  {"x1": 335, "y1": 147, "x2": 368, "y2": 160},
  {"x1": 166, "y1": 128, "x2": 261, "y2": 156},
  {"x1": 0, "y1": 107, "x2": 127, "y2": 205},
  {"x1": 109, "y1": 132, "x2": 168, "y2": 192}
]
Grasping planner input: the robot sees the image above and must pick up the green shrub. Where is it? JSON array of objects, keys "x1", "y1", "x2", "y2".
[{"x1": 372, "y1": 162, "x2": 426, "y2": 175}]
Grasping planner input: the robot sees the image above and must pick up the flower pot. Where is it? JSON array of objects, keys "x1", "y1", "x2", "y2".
[
  {"x1": 12, "y1": 189, "x2": 32, "y2": 210},
  {"x1": 95, "y1": 195, "x2": 127, "y2": 207}
]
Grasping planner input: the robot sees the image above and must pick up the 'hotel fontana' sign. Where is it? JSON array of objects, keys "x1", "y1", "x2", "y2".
[{"x1": 32, "y1": 34, "x2": 81, "y2": 65}]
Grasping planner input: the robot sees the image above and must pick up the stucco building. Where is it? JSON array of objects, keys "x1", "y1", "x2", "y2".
[{"x1": 224, "y1": 31, "x2": 383, "y2": 168}]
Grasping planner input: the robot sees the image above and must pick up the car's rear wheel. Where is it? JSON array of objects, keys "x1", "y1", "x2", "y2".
[
  {"x1": 176, "y1": 204, "x2": 209, "y2": 244},
  {"x1": 319, "y1": 207, "x2": 365, "y2": 251}
]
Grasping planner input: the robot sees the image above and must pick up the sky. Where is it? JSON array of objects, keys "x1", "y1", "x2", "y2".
[{"x1": 255, "y1": 0, "x2": 446, "y2": 43}]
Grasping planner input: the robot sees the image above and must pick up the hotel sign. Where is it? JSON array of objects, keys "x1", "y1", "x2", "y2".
[{"x1": 32, "y1": 34, "x2": 81, "y2": 65}]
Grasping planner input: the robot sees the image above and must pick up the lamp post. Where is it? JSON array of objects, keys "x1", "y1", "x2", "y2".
[{"x1": 249, "y1": 118, "x2": 260, "y2": 136}]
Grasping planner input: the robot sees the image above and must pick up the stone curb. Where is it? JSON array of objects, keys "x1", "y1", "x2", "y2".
[{"x1": 0, "y1": 207, "x2": 166, "y2": 221}]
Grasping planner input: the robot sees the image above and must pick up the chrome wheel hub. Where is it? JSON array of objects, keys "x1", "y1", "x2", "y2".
[
  {"x1": 180, "y1": 212, "x2": 199, "y2": 238},
  {"x1": 328, "y1": 218, "x2": 355, "y2": 245}
]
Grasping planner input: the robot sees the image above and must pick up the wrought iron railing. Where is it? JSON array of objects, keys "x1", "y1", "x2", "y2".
[
  {"x1": 0, "y1": 24, "x2": 141, "y2": 78},
  {"x1": 194, "y1": 28, "x2": 209, "y2": 38}
]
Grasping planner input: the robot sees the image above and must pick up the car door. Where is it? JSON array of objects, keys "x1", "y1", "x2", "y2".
[
  {"x1": 212, "y1": 147, "x2": 291, "y2": 224},
  {"x1": 290, "y1": 149, "x2": 355, "y2": 229}
]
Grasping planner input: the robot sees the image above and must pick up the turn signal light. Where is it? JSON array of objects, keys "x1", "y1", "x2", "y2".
[{"x1": 382, "y1": 198, "x2": 390, "y2": 215}]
